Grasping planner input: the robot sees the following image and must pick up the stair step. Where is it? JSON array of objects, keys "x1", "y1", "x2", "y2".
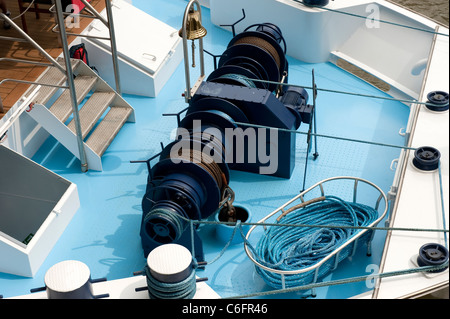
[
  {"x1": 86, "y1": 107, "x2": 132, "y2": 156},
  {"x1": 49, "y1": 75, "x2": 98, "y2": 123},
  {"x1": 67, "y1": 92, "x2": 116, "y2": 138},
  {"x1": 33, "y1": 59, "x2": 80, "y2": 105}
]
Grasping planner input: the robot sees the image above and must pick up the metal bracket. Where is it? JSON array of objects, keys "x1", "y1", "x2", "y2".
[
  {"x1": 220, "y1": 8, "x2": 246, "y2": 37},
  {"x1": 162, "y1": 106, "x2": 190, "y2": 127}
]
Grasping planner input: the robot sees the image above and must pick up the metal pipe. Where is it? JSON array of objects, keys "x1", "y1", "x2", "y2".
[
  {"x1": 0, "y1": 57, "x2": 54, "y2": 67},
  {"x1": 104, "y1": 0, "x2": 122, "y2": 95},
  {"x1": 77, "y1": 0, "x2": 121, "y2": 95},
  {"x1": 0, "y1": 35, "x2": 28, "y2": 42},
  {"x1": 49, "y1": 5, "x2": 100, "y2": 19},
  {"x1": 54, "y1": 0, "x2": 88, "y2": 172},
  {"x1": 79, "y1": 0, "x2": 109, "y2": 26},
  {"x1": 0, "y1": 13, "x2": 66, "y2": 75},
  {"x1": 51, "y1": 24, "x2": 111, "y2": 40},
  {"x1": 0, "y1": 78, "x2": 68, "y2": 89},
  {"x1": 181, "y1": 0, "x2": 205, "y2": 102},
  {"x1": 181, "y1": 7, "x2": 191, "y2": 101},
  {"x1": 197, "y1": 16, "x2": 205, "y2": 77}
]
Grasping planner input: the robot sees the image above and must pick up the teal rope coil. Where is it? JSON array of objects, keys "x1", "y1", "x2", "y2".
[
  {"x1": 245, "y1": 196, "x2": 379, "y2": 289},
  {"x1": 143, "y1": 207, "x2": 187, "y2": 242},
  {"x1": 217, "y1": 73, "x2": 257, "y2": 88},
  {"x1": 145, "y1": 265, "x2": 196, "y2": 299}
]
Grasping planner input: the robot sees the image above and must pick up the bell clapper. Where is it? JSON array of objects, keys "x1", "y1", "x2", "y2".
[{"x1": 191, "y1": 40, "x2": 196, "y2": 68}]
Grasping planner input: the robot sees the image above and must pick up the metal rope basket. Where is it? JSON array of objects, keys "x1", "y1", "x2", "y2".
[{"x1": 243, "y1": 176, "x2": 389, "y2": 289}]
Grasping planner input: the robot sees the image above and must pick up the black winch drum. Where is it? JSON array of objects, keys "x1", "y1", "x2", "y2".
[{"x1": 218, "y1": 44, "x2": 280, "y2": 92}]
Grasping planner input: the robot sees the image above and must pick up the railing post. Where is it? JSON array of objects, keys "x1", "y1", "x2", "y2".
[
  {"x1": 54, "y1": 0, "x2": 88, "y2": 172},
  {"x1": 79, "y1": 0, "x2": 121, "y2": 95},
  {"x1": 104, "y1": 0, "x2": 121, "y2": 95}
]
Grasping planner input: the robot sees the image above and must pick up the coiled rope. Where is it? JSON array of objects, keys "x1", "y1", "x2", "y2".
[
  {"x1": 168, "y1": 148, "x2": 227, "y2": 193},
  {"x1": 216, "y1": 73, "x2": 257, "y2": 88},
  {"x1": 245, "y1": 195, "x2": 379, "y2": 289},
  {"x1": 140, "y1": 201, "x2": 447, "y2": 298},
  {"x1": 143, "y1": 207, "x2": 187, "y2": 243},
  {"x1": 144, "y1": 264, "x2": 196, "y2": 299},
  {"x1": 234, "y1": 36, "x2": 282, "y2": 69}
]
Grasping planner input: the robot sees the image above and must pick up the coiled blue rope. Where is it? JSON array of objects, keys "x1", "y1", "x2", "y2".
[
  {"x1": 143, "y1": 207, "x2": 186, "y2": 242},
  {"x1": 145, "y1": 265, "x2": 196, "y2": 299},
  {"x1": 245, "y1": 196, "x2": 379, "y2": 289}
]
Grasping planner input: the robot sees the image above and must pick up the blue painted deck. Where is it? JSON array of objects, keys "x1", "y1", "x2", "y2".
[{"x1": 0, "y1": 0, "x2": 410, "y2": 298}]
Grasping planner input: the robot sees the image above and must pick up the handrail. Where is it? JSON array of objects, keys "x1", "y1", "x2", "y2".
[
  {"x1": 0, "y1": 78, "x2": 68, "y2": 89},
  {"x1": 0, "y1": 1, "x2": 121, "y2": 172},
  {"x1": 54, "y1": 0, "x2": 88, "y2": 173},
  {"x1": 0, "y1": 12, "x2": 66, "y2": 75},
  {"x1": 50, "y1": 0, "x2": 122, "y2": 95},
  {"x1": 0, "y1": 86, "x2": 41, "y2": 138},
  {"x1": 0, "y1": 57, "x2": 55, "y2": 68},
  {"x1": 49, "y1": 4, "x2": 97, "y2": 19},
  {"x1": 86, "y1": 0, "x2": 121, "y2": 95},
  {"x1": 0, "y1": 35, "x2": 28, "y2": 42},
  {"x1": 80, "y1": 0, "x2": 110, "y2": 26},
  {"x1": 51, "y1": 24, "x2": 111, "y2": 40}
]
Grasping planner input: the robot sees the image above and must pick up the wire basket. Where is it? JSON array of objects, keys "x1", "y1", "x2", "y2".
[{"x1": 244, "y1": 176, "x2": 388, "y2": 290}]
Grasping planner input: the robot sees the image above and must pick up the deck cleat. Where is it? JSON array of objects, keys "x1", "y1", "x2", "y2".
[
  {"x1": 412, "y1": 146, "x2": 441, "y2": 171},
  {"x1": 417, "y1": 243, "x2": 449, "y2": 273},
  {"x1": 425, "y1": 91, "x2": 449, "y2": 112}
]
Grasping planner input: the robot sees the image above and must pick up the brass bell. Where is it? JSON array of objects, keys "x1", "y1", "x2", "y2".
[
  {"x1": 180, "y1": 1, "x2": 207, "y2": 101},
  {"x1": 179, "y1": 9, "x2": 207, "y2": 68},
  {"x1": 178, "y1": 10, "x2": 207, "y2": 40}
]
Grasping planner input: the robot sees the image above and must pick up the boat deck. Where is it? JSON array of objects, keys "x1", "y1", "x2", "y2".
[{"x1": 0, "y1": 0, "x2": 448, "y2": 299}]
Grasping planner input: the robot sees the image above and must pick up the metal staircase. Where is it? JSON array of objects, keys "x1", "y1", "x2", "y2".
[
  {"x1": 27, "y1": 57, "x2": 134, "y2": 171},
  {"x1": 0, "y1": 0, "x2": 132, "y2": 172}
]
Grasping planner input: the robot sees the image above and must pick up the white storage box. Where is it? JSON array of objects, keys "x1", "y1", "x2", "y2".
[
  {"x1": 82, "y1": 0, "x2": 183, "y2": 97},
  {"x1": 0, "y1": 145, "x2": 79, "y2": 277}
]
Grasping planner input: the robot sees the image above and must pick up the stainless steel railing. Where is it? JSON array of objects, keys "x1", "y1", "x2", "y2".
[{"x1": 0, "y1": 0, "x2": 121, "y2": 172}]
